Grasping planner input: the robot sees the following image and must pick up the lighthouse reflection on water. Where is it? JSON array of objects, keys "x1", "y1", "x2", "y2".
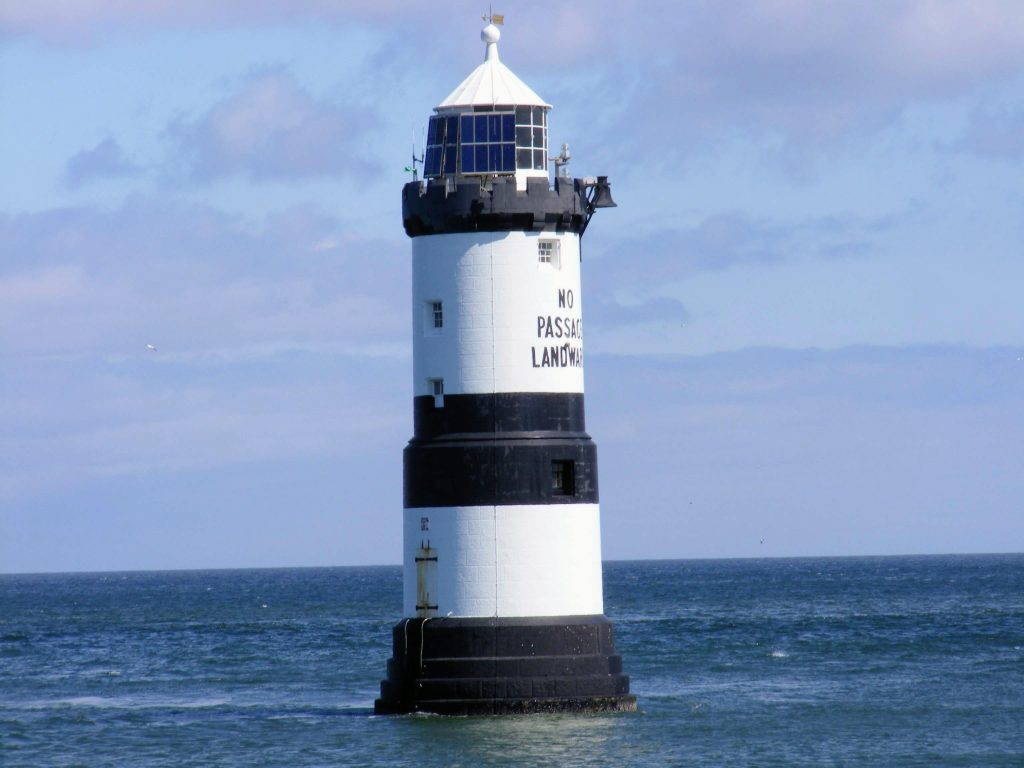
[{"x1": 374, "y1": 19, "x2": 634, "y2": 716}]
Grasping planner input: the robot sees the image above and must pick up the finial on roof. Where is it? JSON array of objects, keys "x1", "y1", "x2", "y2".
[{"x1": 481, "y1": 23, "x2": 500, "y2": 62}]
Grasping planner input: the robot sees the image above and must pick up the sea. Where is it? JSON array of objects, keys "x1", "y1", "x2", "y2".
[{"x1": 2, "y1": 555, "x2": 1022, "y2": 767}]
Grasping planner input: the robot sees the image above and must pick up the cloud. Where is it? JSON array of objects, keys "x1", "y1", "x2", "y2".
[
  {"x1": 0, "y1": 348, "x2": 409, "y2": 503},
  {"x1": 167, "y1": 70, "x2": 378, "y2": 181},
  {"x1": 587, "y1": 296, "x2": 691, "y2": 329},
  {"x1": 64, "y1": 137, "x2": 140, "y2": 187},
  {"x1": 530, "y1": 1, "x2": 1024, "y2": 170},
  {"x1": 589, "y1": 211, "x2": 881, "y2": 301},
  {"x1": 13, "y1": 2, "x2": 1024, "y2": 167},
  {"x1": 0, "y1": 200, "x2": 407, "y2": 358},
  {"x1": 0, "y1": 196, "x2": 411, "y2": 510},
  {"x1": 953, "y1": 105, "x2": 1024, "y2": 159},
  {"x1": 5, "y1": 343, "x2": 1022, "y2": 568},
  {"x1": 587, "y1": 344, "x2": 1024, "y2": 559},
  {"x1": 0, "y1": 0, "x2": 413, "y2": 44}
]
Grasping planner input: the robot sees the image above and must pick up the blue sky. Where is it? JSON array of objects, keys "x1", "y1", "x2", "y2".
[{"x1": 2, "y1": 1, "x2": 1022, "y2": 573}]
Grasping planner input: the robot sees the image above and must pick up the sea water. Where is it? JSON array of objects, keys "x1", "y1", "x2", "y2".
[{"x1": 2, "y1": 555, "x2": 1022, "y2": 766}]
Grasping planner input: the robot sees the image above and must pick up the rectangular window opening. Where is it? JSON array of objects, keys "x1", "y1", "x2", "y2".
[
  {"x1": 431, "y1": 378, "x2": 444, "y2": 396},
  {"x1": 429, "y1": 378, "x2": 444, "y2": 408},
  {"x1": 424, "y1": 300, "x2": 443, "y2": 335},
  {"x1": 551, "y1": 460, "x2": 576, "y2": 496},
  {"x1": 538, "y1": 239, "x2": 560, "y2": 269}
]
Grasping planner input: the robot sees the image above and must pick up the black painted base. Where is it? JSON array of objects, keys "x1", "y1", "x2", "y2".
[{"x1": 374, "y1": 615, "x2": 636, "y2": 716}]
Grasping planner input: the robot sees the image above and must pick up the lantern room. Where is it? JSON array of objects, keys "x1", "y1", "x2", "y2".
[{"x1": 422, "y1": 23, "x2": 550, "y2": 185}]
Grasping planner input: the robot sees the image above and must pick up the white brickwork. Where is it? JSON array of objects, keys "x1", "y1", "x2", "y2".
[
  {"x1": 403, "y1": 504, "x2": 604, "y2": 618},
  {"x1": 412, "y1": 231, "x2": 585, "y2": 396}
]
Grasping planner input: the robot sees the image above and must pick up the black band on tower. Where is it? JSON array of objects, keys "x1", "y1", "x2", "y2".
[
  {"x1": 404, "y1": 438, "x2": 598, "y2": 508},
  {"x1": 406, "y1": 392, "x2": 598, "y2": 507},
  {"x1": 413, "y1": 393, "x2": 586, "y2": 438},
  {"x1": 374, "y1": 615, "x2": 634, "y2": 715},
  {"x1": 403, "y1": 176, "x2": 590, "y2": 237}
]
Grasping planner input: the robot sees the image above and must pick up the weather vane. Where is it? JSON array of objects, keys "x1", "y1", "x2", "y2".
[{"x1": 482, "y1": 7, "x2": 504, "y2": 25}]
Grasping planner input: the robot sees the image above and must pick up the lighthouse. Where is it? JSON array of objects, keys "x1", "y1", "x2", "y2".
[{"x1": 374, "y1": 20, "x2": 635, "y2": 715}]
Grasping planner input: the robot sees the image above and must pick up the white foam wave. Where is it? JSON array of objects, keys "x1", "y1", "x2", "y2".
[{"x1": 13, "y1": 696, "x2": 230, "y2": 711}]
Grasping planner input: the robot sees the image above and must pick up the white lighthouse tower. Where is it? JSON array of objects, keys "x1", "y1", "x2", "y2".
[{"x1": 375, "y1": 20, "x2": 634, "y2": 715}]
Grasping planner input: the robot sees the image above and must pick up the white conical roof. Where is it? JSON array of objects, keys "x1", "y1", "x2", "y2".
[{"x1": 436, "y1": 24, "x2": 550, "y2": 110}]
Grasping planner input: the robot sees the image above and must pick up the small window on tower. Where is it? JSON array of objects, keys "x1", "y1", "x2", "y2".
[
  {"x1": 538, "y1": 239, "x2": 560, "y2": 269},
  {"x1": 551, "y1": 460, "x2": 575, "y2": 496},
  {"x1": 425, "y1": 300, "x2": 444, "y2": 335},
  {"x1": 429, "y1": 378, "x2": 444, "y2": 408}
]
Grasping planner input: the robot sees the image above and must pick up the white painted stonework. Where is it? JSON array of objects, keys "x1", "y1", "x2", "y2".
[
  {"x1": 412, "y1": 230, "x2": 585, "y2": 396},
  {"x1": 402, "y1": 504, "x2": 605, "y2": 618}
]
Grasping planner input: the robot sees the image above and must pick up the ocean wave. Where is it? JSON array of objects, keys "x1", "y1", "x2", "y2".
[{"x1": 8, "y1": 696, "x2": 231, "y2": 711}]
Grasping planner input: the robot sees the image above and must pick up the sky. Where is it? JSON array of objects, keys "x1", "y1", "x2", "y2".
[{"x1": 2, "y1": 1, "x2": 1023, "y2": 574}]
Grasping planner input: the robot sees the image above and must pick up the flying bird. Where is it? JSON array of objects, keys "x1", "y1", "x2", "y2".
[{"x1": 146, "y1": 344, "x2": 157, "y2": 351}]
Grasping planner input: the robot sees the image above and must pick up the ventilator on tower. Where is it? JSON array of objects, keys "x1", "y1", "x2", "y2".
[{"x1": 375, "y1": 19, "x2": 634, "y2": 716}]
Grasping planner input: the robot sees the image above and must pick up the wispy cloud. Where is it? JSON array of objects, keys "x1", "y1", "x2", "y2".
[
  {"x1": 166, "y1": 70, "x2": 378, "y2": 182},
  {"x1": 0, "y1": 0, "x2": 413, "y2": 44},
  {"x1": 14, "y1": 2, "x2": 1024, "y2": 169},
  {"x1": 0, "y1": 350, "x2": 408, "y2": 504},
  {"x1": 952, "y1": 104, "x2": 1024, "y2": 160},
  {"x1": 535, "y1": 1, "x2": 1024, "y2": 170},
  {"x1": 587, "y1": 296, "x2": 691, "y2": 330},
  {"x1": 590, "y1": 211, "x2": 883, "y2": 301},
  {"x1": 64, "y1": 137, "x2": 140, "y2": 187},
  {"x1": 0, "y1": 196, "x2": 411, "y2": 508},
  {"x1": 0, "y1": 200, "x2": 406, "y2": 358},
  {"x1": 587, "y1": 344, "x2": 1024, "y2": 558}
]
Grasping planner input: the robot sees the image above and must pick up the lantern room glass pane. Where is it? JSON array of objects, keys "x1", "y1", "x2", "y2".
[
  {"x1": 501, "y1": 114, "x2": 514, "y2": 140},
  {"x1": 474, "y1": 115, "x2": 487, "y2": 140},
  {"x1": 533, "y1": 149, "x2": 545, "y2": 170},
  {"x1": 475, "y1": 144, "x2": 488, "y2": 171},
  {"x1": 461, "y1": 145, "x2": 475, "y2": 173},
  {"x1": 424, "y1": 146, "x2": 440, "y2": 176},
  {"x1": 488, "y1": 115, "x2": 501, "y2": 142},
  {"x1": 460, "y1": 115, "x2": 473, "y2": 143},
  {"x1": 502, "y1": 143, "x2": 515, "y2": 171},
  {"x1": 517, "y1": 148, "x2": 532, "y2": 168},
  {"x1": 515, "y1": 106, "x2": 531, "y2": 124},
  {"x1": 443, "y1": 148, "x2": 456, "y2": 174},
  {"x1": 445, "y1": 116, "x2": 458, "y2": 141}
]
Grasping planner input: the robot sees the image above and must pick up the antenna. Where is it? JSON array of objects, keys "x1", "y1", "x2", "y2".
[{"x1": 406, "y1": 130, "x2": 424, "y2": 180}]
